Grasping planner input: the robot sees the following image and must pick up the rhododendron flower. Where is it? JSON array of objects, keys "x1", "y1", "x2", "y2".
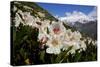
[
  {"x1": 46, "y1": 36, "x2": 63, "y2": 54},
  {"x1": 80, "y1": 41, "x2": 86, "y2": 51},
  {"x1": 48, "y1": 21, "x2": 66, "y2": 38}
]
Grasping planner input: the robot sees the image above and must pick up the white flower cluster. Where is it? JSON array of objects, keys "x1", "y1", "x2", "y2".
[
  {"x1": 14, "y1": 9, "x2": 43, "y2": 28},
  {"x1": 38, "y1": 21, "x2": 87, "y2": 54},
  {"x1": 84, "y1": 37, "x2": 97, "y2": 46}
]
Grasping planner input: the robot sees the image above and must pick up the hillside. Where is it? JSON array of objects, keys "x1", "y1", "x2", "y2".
[
  {"x1": 11, "y1": 1, "x2": 58, "y2": 21},
  {"x1": 74, "y1": 20, "x2": 97, "y2": 40}
]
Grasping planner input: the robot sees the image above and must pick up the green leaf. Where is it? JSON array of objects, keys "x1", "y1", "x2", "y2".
[
  {"x1": 53, "y1": 46, "x2": 73, "y2": 63},
  {"x1": 74, "y1": 51, "x2": 82, "y2": 62},
  {"x1": 39, "y1": 51, "x2": 45, "y2": 63}
]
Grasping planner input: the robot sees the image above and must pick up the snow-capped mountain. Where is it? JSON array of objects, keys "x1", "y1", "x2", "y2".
[{"x1": 59, "y1": 7, "x2": 97, "y2": 25}]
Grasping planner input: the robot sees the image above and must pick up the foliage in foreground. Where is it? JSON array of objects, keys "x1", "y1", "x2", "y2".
[{"x1": 11, "y1": 23, "x2": 97, "y2": 66}]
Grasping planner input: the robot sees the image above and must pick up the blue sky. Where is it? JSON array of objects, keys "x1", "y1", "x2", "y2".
[{"x1": 37, "y1": 2, "x2": 96, "y2": 17}]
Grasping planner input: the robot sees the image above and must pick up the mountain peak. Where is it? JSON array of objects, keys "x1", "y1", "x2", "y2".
[{"x1": 59, "y1": 7, "x2": 97, "y2": 25}]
